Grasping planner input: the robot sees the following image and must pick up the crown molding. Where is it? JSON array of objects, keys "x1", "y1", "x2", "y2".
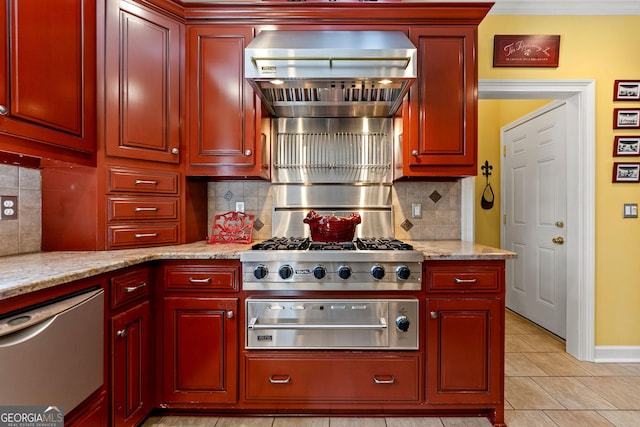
[{"x1": 479, "y1": 0, "x2": 640, "y2": 16}]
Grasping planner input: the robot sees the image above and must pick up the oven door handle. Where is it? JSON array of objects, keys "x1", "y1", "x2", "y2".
[{"x1": 247, "y1": 317, "x2": 387, "y2": 330}]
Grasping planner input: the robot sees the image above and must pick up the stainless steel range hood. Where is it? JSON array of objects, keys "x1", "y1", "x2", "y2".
[{"x1": 245, "y1": 30, "x2": 417, "y2": 118}]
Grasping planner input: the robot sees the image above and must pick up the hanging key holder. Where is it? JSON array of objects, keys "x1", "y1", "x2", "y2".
[{"x1": 480, "y1": 160, "x2": 495, "y2": 210}]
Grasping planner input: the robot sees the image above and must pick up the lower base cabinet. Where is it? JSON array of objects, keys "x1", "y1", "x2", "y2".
[
  {"x1": 66, "y1": 390, "x2": 108, "y2": 427},
  {"x1": 162, "y1": 297, "x2": 238, "y2": 404}
]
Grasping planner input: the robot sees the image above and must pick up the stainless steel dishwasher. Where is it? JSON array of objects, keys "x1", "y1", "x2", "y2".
[{"x1": 0, "y1": 287, "x2": 104, "y2": 414}]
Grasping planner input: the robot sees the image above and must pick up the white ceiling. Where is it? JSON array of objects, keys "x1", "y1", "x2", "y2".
[{"x1": 180, "y1": 0, "x2": 640, "y2": 16}]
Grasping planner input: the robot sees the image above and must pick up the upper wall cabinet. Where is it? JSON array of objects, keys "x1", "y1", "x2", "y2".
[
  {"x1": 186, "y1": 25, "x2": 269, "y2": 179},
  {"x1": 399, "y1": 26, "x2": 478, "y2": 178},
  {"x1": 0, "y1": 0, "x2": 96, "y2": 161},
  {"x1": 104, "y1": 0, "x2": 181, "y2": 164}
]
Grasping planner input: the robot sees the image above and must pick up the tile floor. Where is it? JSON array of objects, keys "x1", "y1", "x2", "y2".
[{"x1": 143, "y1": 310, "x2": 640, "y2": 427}]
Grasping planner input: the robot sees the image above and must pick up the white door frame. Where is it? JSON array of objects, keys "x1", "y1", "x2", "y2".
[{"x1": 470, "y1": 79, "x2": 596, "y2": 361}]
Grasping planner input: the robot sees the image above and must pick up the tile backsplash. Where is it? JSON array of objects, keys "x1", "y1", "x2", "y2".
[
  {"x1": 0, "y1": 164, "x2": 42, "y2": 256},
  {"x1": 208, "y1": 180, "x2": 461, "y2": 241}
]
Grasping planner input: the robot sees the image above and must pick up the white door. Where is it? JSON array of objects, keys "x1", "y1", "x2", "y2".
[{"x1": 502, "y1": 101, "x2": 567, "y2": 338}]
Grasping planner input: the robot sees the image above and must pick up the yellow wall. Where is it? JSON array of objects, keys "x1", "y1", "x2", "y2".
[{"x1": 477, "y1": 15, "x2": 640, "y2": 346}]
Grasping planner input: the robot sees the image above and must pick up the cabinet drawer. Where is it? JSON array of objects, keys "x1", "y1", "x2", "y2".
[
  {"x1": 110, "y1": 266, "x2": 151, "y2": 310},
  {"x1": 245, "y1": 354, "x2": 420, "y2": 402},
  {"x1": 426, "y1": 262, "x2": 500, "y2": 293},
  {"x1": 107, "y1": 224, "x2": 179, "y2": 249},
  {"x1": 164, "y1": 263, "x2": 239, "y2": 293},
  {"x1": 107, "y1": 197, "x2": 179, "y2": 221},
  {"x1": 108, "y1": 168, "x2": 179, "y2": 194}
]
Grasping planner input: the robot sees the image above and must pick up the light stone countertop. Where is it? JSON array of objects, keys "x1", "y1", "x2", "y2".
[{"x1": 0, "y1": 240, "x2": 515, "y2": 301}]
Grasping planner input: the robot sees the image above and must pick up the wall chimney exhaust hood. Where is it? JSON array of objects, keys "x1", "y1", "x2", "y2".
[{"x1": 245, "y1": 30, "x2": 417, "y2": 118}]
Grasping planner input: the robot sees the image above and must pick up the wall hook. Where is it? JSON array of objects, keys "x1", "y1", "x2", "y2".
[{"x1": 480, "y1": 160, "x2": 494, "y2": 210}]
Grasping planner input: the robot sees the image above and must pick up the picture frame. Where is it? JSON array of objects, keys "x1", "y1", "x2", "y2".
[
  {"x1": 614, "y1": 108, "x2": 640, "y2": 129},
  {"x1": 614, "y1": 80, "x2": 640, "y2": 101},
  {"x1": 612, "y1": 162, "x2": 640, "y2": 183},
  {"x1": 613, "y1": 136, "x2": 640, "y2": 157},
  {"x1": 493, "y1": 35, "x2": 560, "y2": 68}
]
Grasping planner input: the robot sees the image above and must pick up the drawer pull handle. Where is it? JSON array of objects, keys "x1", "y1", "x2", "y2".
[
  {"x1": 454, "y1": 278, "x2": 477, "y2": 284},
  {"x1": 124, "y1": 282, "x2": 147, "y2": 293},
  {"x1": 135, "y1": 233, "x2": 158, "y2": 238},
  {"x1": 269, "y1": 376, "x2": 291, "y2": 384},
  {"x1": 373, "y1": 376, "x2": 396, "y2": 384},
  {"x1": 134, "y1": 179, "x2": 158, "y2": 185},
  {"x1": 189, "y1": 277, "x2": 212, "y2": 284},
  {"x1": 134, "y1": 207, "x2": 158, "y2": 212}
]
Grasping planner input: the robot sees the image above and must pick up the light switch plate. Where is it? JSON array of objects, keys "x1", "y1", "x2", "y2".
[{"x1": 623, "y1": 203, "x2": 638, "y2": 218}]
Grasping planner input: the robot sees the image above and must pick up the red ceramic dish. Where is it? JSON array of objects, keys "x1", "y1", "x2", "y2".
[{"x1": 303, "y1": 211, "x2": 361, "y2": 242}]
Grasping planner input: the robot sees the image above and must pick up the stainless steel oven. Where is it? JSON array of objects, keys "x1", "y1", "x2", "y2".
[{"x1": 246, "y1": 298, "x2": 418, "y2": 350}]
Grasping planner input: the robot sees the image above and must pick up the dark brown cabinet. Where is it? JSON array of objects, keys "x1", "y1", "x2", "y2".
[
  {"x1": 0, "y1": 0, "x2": 96, "y2": 163},
  {"x1": 109, "y1": 266, "x2": 153, "y2": 427},
  {"x1": 186, "y1": 25, "x2": 269, "y2": 179},
  {"x1": 104, "y1": 0, "x2": 181, "y2": 163},
  {"x1": 160, "y1": 261, "x2": 240, "y2": 405},
  {"x1": 401, "y1": 26, "x2": 478, "y2": 177}
]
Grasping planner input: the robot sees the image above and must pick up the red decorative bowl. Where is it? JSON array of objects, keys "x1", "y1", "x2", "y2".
[{"x1": 303, "y1": 211, "x2": 361, "y2": 242}]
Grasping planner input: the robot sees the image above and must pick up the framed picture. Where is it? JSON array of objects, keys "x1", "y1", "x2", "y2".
[
  {"x1": 613, "y1": 162, "x2": 640, "y2": 182},
  {"x1": 493, "y1": 35, "x2": 560, "y2": 68},
  {"x1": 614, "y1": 80, "x2": 640, "y2": 101},
  {"x1": 614, "y1": 108, "x2": 640, "y2": 129},
  {"x1": 614, "y1": 136, "x2": 640, "y2": 156}
]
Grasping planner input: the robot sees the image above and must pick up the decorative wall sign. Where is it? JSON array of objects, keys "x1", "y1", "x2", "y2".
[
  {"x1": 614, "y1": 108, "x2": 640, "y2": 129},
  {"x1": 613, "y1": 162, "x2": 640, "y2": 183},
  {"x1": 614, "y1": 80, "x2": 640, "y2": 101},
  {"x1": 493, "y1": 35, "x2": 560, "y2": 67},
  {"x1": 614, "y1": 136, "x2": 640, "y2": 157}
]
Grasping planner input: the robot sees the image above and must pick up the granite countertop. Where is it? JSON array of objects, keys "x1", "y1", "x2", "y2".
[{"x1": 0, "y1": 240, "x2": 515, "y2": 301}]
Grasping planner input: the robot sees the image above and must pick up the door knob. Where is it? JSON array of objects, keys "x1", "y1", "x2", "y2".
[
  {"x1": 552, "y1": 236, "x2": 565, "y2": 245},
  {"x1": 555, "y1": 221, "x2": 564, "y2": 228},
  {"x1": 411, "y1": 150, "x2": 419, "y2": 156}
]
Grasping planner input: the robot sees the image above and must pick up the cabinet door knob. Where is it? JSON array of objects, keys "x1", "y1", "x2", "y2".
[
  {"x1": 171, "y1": 147, "x2": 179, "y2": 155},
  {"x1": 226, "y1": 311, "x2": 234, "y2": 319},
  {"x1": 117, "y1": 329, "x2": 127, "y2": 338},
  {"x1": 0, "y1": 105, "x2": 7, "y2": 115},
  {"x1": 244, "y1": 149, "x2": 252, "y2": 156},
  {"x1": 430, "y1": 311, "x2": 438, "y2": 319},
  {"x1": 411, "y1": 150, "x2": 419, "y2": 156}
]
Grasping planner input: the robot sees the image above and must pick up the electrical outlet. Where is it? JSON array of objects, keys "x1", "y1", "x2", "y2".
[
  {"x1": 411, "y1": 203, "x2": 422, "y2": 219},
  {"x1": 1, "y1": 196, "x2": 18, "y2": 220},
  {"x1": 235, "y1": 201, "x2": 245, "y2": 212}
]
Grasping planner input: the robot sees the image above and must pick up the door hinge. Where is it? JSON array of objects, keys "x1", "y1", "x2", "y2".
[
  {"x1": 502, "y1": 146, "x2": 507, "y2": 157},
  {"x1": 503, "y1": 214, "x2": 507, "y2": 225}
]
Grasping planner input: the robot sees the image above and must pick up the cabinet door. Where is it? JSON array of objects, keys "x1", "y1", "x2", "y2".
[
  {"x1": 426, "y1": 298, "x2": 502, "y2": 404},
  {"x1": 111, "y1": 301, "x2": 152, "y2": 427},
  {"x1": 0, "y1": 0, "x2": 96, "y2": 154},
  {"x1": 163, "y1": 297, "x2": 238, "y2": 404},
  {"x1": 404, "y1": 26, "x2": 477, "y2": 177},
  {"x1": 186, "y1": 26, "x2": 268, "y2": 178},
  {"x1": 105, "y1": 0, "x2": 181, "y2": 163}
]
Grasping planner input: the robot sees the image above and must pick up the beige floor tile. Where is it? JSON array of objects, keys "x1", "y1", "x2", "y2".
[
  {"x1": 504, "y1": 377, "x2": 565, "y2": 410},
  {"x1": 505, "y1": 353, "x2": 548, "y2": 376},
  {"x1": 570, "y1": 360, "x2": 636, "y2": 376},
  {"x1": 518, "y1": 334, "x2": 565, "y2": 353},
  {"x1": 273, "y1": 417, "x2": 329, "y2": 427},
  {"x1": 544, "y1": 410, "x2": 615, "y2": 426},
  {"x1": 505, "y1": 335, "x2": 538, "y2": 353},
  {"x1": 577, "y1": 377, "x2": 640, "y2": 410},
  {"x1": 440, "y1": 417, "x2": 493, "y2": 426},
  {"x1": 385, "y1": 417, "x2": 444, "y2": 427},
  {"x1": 149, "y1": 416, "x2": 222, "y2": 426},
  {"x1": 523, "y1": 353, "x2": 590, "y2": 376},
  {"x1": 505, "y1": 319, "x2": 542, "y2": 335},
  {"x1": 597, "y1": 410, "x2": 640, "y2": 427},
  {"x1": 619, "y1": 363, "x2": 640, "y2": 375},
  {"x1": 329, "y1": 418, "x2": 386, "y2": 427},
  {"x1": 504, "y1": 410, "x2": 557, "y2": 427},
  {"x1": 216, "y1": 417, "x2": 275, "y2": 427},
  {"x1": 531, "y1": 377, "x2": 617, "y2": 410}
]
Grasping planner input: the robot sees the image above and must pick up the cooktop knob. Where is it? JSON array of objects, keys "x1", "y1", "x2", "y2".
[
  {"x1": 396, "y1": 265, "x2": 411, "y2": 281},
  {"x1": 279, "y1": 265, "x2": 294, "y2": 280},
  {"x1": 337, "y1": 265, "x2": 351, "y2": 280},
  {"x1": 370, "y1": 265, "x2": 386, "y2": 280},
  {"x1": 395, "y1": 315, "x2": 410, "y2": 332},
  {"x1": 313, "y1": 265, "x2": 326, "y2": 280},
  {"x1": 253, "y1": 265, "x2": 268, "y2": 280}
]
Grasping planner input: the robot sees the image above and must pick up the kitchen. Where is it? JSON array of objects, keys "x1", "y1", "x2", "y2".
[{"x1": 0, "y1": 1, "x2": 639, "y2": 427}]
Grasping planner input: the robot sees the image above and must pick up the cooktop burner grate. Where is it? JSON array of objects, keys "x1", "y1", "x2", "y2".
[{"x1": 251, "y1": 237, "x2": 413, "y2": 251}]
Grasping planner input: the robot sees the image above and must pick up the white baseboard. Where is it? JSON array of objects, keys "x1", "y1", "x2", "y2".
[{"x1": 594, "y1": 346, "x2": 640, "y2": 363}]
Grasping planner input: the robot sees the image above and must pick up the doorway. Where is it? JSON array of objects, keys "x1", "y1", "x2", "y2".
[{"x1": 476, "y1": 79, "x2": 596, "y2": 361}]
